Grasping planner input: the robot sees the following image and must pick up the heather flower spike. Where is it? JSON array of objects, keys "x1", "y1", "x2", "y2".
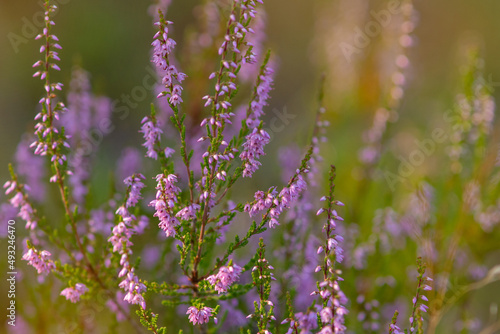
[
  {"x1": 31, "y1": 0, "x2": 69, "y2": 183},
  {"x1": 248, "y1": 238, "x2": 276, "y2": 332},
  {"x1": 309, "y1": 166, "x2": 347, "y2": 334},
  {"x1": 408, "y1": 258, "x2": 432, "y2": 333},
  {"x1": 4, "y1": 170, "x2": 38, "y2": 230},
  {"x1": 150, "y1": 173, "x2": 181, "y2": 237},
  {"x1": 186, "y1": 304, "x2": 218, "y2": 325},
  {"x1": 108, "y1": 174, "x2": 148, "y2": 310}
]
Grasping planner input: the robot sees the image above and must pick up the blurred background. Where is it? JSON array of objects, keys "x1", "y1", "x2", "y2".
[
  {"x1": 1, "y1": 0, "x2": 500, "y2": 332},
  {"x1": 1, "y1": 0, "x2": 500, "y2": 186}
]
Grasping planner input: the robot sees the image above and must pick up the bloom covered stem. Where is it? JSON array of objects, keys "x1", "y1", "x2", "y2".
[
  {"x1": 150, "y1": 173, "x2": 181, "y2": 237},
  {"x1": 4, "y1": 168, "x2": 38, "y2": 230},
  {"x1": 109, "y1": 174, "x2": 148, "y2": 309},
  {"x1": 408, "y1": 258, "x2": 432, "y2": 333},
  {"x1": 313, "y1": 166, "x2": 347, "y2": 334}
]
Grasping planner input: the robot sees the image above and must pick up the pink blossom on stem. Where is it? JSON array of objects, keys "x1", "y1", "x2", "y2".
[
  {"x1": 152, "y1": 13, "x2": 186, "y2": 107},
  {"x1": 206, "y1": 263, "x2": 243, "y2": 294},
  {"x1": 240, "y1": 128, "x2": 270, "y2": 177},
  {"x1": 108, "y1": 177, "x2": 147, "y2": 309},
  {"x1": 247, "y1": 65, "x2": 274, "y2": 129},
  {"x1": 140, "y1": 116, "x2": 163, "y2": 160},
  {"x1": 187, "y1": 306, "x2": 216, "y2": 325},
  {"x1": 150, "y1": 174, "x2": 181, "y2": 237},
  {"x1": 244, "y1": 172, "x2": 308, "y2": 228},
  {"x1": 4, "y1": 180, "x2": 38, "y2": 230},
  {"x1": 60, "y1": 283, "x2": 88, "y2": 303},
  {"x1": 22, "y1": 247, "x2": 55, "y2": 275},
  {"x1": 124, "y1": 174, "x2": 146, "y2": 208}
]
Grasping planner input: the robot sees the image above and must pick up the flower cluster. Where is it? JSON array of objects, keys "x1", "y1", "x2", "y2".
[
  {"x1": 4, "y1": 180, "x2": 37, "y2": 230},
  {"x1": 60, "y1": 283, "x2": 88, "y2": 303},
  {"x1": 176, "y1": 203, "x2": 201, "y2": 221},
  {"x1": 186, "y1": 306, "x2": 216, "y2": 325},
  {"x1": 311, "y1": 167, "x2": 348, "y2": 334},
  {"x1": 245, "y1": 171, "x2": 308, "y2": 228},
  {"x1": 108, "y1": 175, "x2": 147, "y2": 310},
  {"x1": 247, "y1": 65, "x2": 274, "y2": 129},
  {"x1": 22, "y1": 247, "x2": 55, "y2": 275},
  {"x1": 408, "y1": 260, "x2": 433, "y2": 333},
  {"x1": 240, "y1": 128, "x2": 270, "y2": 177},
  {"x1": 152, "y1": 13, "x2": 187, "y2": 107},
  {"x1": 124, "y1": 174, "x2": 146, "y2": 208},
  {"x1": 109, "y1": 215, "x2": 147, "y2": 309},
  {"x1": 206, "y1": 263, "x2": 243, "y2": 294},
  {"x1": 150, "y1": 174, "x2": 181, "y2": 237},
  {"x1": 140, "y1": 116, "x2": 164, "y2": 160}
]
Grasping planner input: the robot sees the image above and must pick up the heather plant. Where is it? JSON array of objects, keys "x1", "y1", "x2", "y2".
[{"x1": 2, "y1": 0, "x2": 500, "y2": 333}]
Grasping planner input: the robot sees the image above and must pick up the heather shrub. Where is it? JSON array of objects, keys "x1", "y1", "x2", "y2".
[{"x1": 2, "y1": 0, "x2": 500, "y2": 333}]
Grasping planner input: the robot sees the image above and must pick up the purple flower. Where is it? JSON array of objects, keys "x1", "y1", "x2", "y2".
[
  {"x1": 140, "y1": 116, "x2": 163, "y2": 160},
  {"x1": 4, "y1": 181, "x2": 38, "y2": 230},
  {"x1": 152, "y1": 15, "x2": 186, "y2": 107},
  {"x1": 31, "y1": 2, "x2": 68, "y2": 166},
  {"x1": 150, "y1": 174, "x2": 181, "y2": 237},
  {"x1": 124, "y1": 174, "x2": 146, "y2": 208},
  {"x1": 186, "y1": 306, "x2": 215, "y2": 325},
  {"x1": 206, "y1": 263, "x2": 243, "y2": 294},
  {"x1": 240, "y1": 128, "x2": 270, "y2": 177},
  {"x1": 60, "y1": 283, "x2": 88, "y2": 303},
  {"x1": 176, "y1": 204, "x2": 201, "y2": 221},
  {"x1": 320, "y1": 307, "x2": 332, "y2": 323},
  {"x1": 110, "y1": 203, "x2": 147, "y2": 309},
  {"x1": 319, "y1": 326, "x2": 333, "y2": 334},
  {"x1": 239, "y1": 8, "x2": 267, "y2": 82},
  {"x1": 245, "y1": 172, "x2": 308, "y2": 228},
  {"x1": 21, "y1": 247, "x2": 55, "y2": 275},
  {"x1": 247, "y1": 65, "x2": 274, "y2": 129},
  {"x1": 295, "y1": 309, "x2": 319, "y2": 332}
]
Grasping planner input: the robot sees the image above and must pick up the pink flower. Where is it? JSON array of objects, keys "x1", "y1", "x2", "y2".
[
  {"x1": 152, "y1": 15, "x2": 186, "y2": 107},
  {"x1": 246, "y1": 65, "x2": 274, "y2": 129},
  {"x1": 22, "y1": 248, "x2": 55, "y2": 275},
  {"x1": 150, "y1": 174, "x2": 181, "y2": 237},
  {"x1": 206, "y1": 263, "x2": 242, "y2": 294},
  {"x1": 4, "y1": 181, "x2": 38, "y2": 230},
  {"x1": 240, "y1": 128, "x2": 270, "y2": 177},
  {"x1": 245, "y1": 173, "x2": 307, "y2": 228},
  {"x1": 186, "y1": 306, "x2": 215, "y2": 325},
  {"x1": 60, "y1": 283, "x2": 88, "y2": 303},
  {"x1": 140, "y1": 116, "x2": 163, "y2": 160},
  {"x1": 124, "y1": 173, "x2": 146, "y2": 208},
  {"x1": 176, "y1": 204, "x2": 201, "y2": 221}
]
